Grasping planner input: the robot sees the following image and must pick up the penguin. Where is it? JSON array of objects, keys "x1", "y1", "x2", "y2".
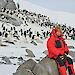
[
  {"x1": 6, "y1": 28, "x2": 8, "y2": 32},
  {"x1": 10, "y1": 12, "x2": 13, "y2": 15},
  {"x1": 24, "y1": 31, "x2": 26, "y2": 38},
  {"x1": 13, "y1": 27, "x2": 16, "y2": 30},
  {"x1": 6, "y1": 11, "x2": 9, "y2": 14},
  {"x1": 1, "y1": 15, "x2": 5, "y2": 19},
  {"x1": 29, "y1": 31, "x2": 32, "y2": 38},
  {"x1": 5, "y1": 33, "x2": 8, "y2": 38},
  {"x1": 3, "y1": 26, "x2": 5, "y2": 30},
  {"x1": 37, "y1": 31, "x2": 40, "y2": 37},
  {"x1": 11, "y1": 27, "x2": 13, "y2": 30},
  {"x1": 29, "y1": 28, "x2": 31, "y2": 32},
  {"x1": 22, "y1": 17, "x2": 24, "y2": 20},
  {"x1": 1, "y1": 8, "x2": 6, "y2": 12},
  {"x1": 0, "y1": 31, "x2": 2, "y2": 36},
  {"x1": 32, "y1": 35, "x2": 35, "y2": 40}
]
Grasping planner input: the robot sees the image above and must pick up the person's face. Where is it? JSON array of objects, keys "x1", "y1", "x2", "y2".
[{"x1": 56, "y1": 32, "x2": 62, "y2": 36}]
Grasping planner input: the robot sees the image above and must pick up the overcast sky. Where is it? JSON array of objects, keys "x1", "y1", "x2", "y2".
[{"x1": 26, "y1": 0, "x2": 75, "y2": 14}]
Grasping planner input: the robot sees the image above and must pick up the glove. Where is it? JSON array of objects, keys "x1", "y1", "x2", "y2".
[
  {"x1": 63, "y1": 54, "x2": 67, "y2": 64},
  {"x1": 58, "y1": 54, "x2": 64, "y2": 60},
  {"x1": 64, "y1": 51, "x2": 68, "y2": 56}
]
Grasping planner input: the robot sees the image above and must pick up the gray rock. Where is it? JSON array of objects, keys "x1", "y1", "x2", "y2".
[
  {"x1": 69, "y1": 51, "x2": 75, "y2": 58},
  {"x1": 0, "y1": 14, "x2": 22, "y2": 26},
  {"x1": 30, "y1": 41, "x2": 37, "y2": 46},
  {"x1": 0, "y1": 0, "x2": 16, "y2": 10},
  {"x1": 73, "y1": 58, "x2": 75, "y2": 62},
  {"x1": 2, "y1": 56, "x2": 12, "y2": 64},
  {"x1": 33, "y1": 63, "x2": 48, "y2": 75},
  {"x1": 68, "y1": 46, "x2": 75, "y2": 49},
  {"x1": 0, "y1": 0, "x2": 7, "y2": 8},
  {"x1": 13, "y1": 69, "x2": 34, "y2": 75},
  {"x1": 7, "y1": 0, "x2": 13, "y2": 2},
  {"x1": 25, "y1": 49, "x2": 35, "y2": 57},
  {"x1": 16, "y1": 59, "x2": 36, "y2": 72},
  {"x1": 18, "y1": 57, "x2": 23, "y2": 61},
  {"x1": 5, "y1": 1, "x2": 16, "y2": 10},
  {"x1": 38, "y1": 56, "x2": 59, "y2": 75},
  {"x1": 43, "y1": 50, "x2": 48, "y2": 55}
]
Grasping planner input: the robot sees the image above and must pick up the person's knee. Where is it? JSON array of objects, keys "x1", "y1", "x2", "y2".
[{"x1": 67, "y1": 57, "x2": 73, "y2": 64}]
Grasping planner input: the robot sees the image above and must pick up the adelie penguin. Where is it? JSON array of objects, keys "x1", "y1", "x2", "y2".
[
  {"x1": 1, "y1": 8, "x2": 6, "y2": 12},
  {"x1": 32, "y1": 35, "x2": 35, "y2": 40},
  {"x1": 0, "y1": 31, "x2": 2, "y2": 36},
  {"x1": 3, "y1": 26, "x2": 5, "y2": 30},
  {"x1": 5, "y1": 33, "x2": 8, "y2": 38},
  {"x1": 29, "y1": 32, "x2": 32, "y2": 38},
  {"x1": 24, "y1": 31, "x2": 26, "y2": 38}
]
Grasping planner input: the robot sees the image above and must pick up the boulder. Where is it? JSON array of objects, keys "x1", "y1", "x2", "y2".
[
  {"x1": 38, "y1": 56, "x2": 59, "y2": 75},
  {"x1": 25, "y1": 49, "x2": 35, "y2": 57},
  {"x1": 2, "y1": 56, "x2": 12, "y2": 64},
  {"x1": 0, "y1": 0, "x2": 7, "y2": 8},
  {"x1": 7, "y1": 0, "x2": 13, "y2": 2},
  {"x1": 5, "y1": 1, "x2": 16, "y2": 10},
  {"x1": 32, "y1": 63, "x2": 48, "y2": 75},
  {"x1": 16, "y1": 59, "x2": 36, "y2": 72},
  {"x1": 69, "y1": 51, "x2": 75, "y2": 58},
  {"x1": 13, "y1": 69, "x2": 34, "y2": 75},
  {"x1": 14, "y1": 56, "x2": 59, "y2": 75}
]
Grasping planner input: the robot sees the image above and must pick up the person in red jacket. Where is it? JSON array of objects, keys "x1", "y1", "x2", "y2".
[{"x1": 47, "y1": 27, "x2": 75, "y2": 75}]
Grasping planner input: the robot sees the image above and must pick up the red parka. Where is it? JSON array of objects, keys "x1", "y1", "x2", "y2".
[{"x1": 47, "y1": 28, "x2": 69, "y2": 59}]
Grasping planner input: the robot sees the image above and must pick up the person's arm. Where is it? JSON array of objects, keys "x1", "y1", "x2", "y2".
[{"x1": 64, "y1": 40, "x2": 69, "y2": 56}]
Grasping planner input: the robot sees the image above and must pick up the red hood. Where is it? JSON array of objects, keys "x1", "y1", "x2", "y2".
[{"x1": 51, "y1": 28, "x2": 64, "y2": 39}]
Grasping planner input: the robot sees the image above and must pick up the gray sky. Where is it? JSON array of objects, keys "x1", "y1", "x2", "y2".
[{"x1": 27, "y1": 0, "x2": 75, "y2": 13}]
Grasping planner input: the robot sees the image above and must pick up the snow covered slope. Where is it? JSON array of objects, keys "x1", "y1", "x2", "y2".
[{"x1": 14, "y1": 0, "x2": 75, "y2": 28}]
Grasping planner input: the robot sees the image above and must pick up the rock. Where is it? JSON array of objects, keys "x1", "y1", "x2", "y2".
[
  {"x1": 13, "y1": 69, "x2": 34, "y2": 75},
  {"x1": 15, "y1": 56, "x2": 60, "y2": 75},
  {"x1": 0, "y1": 0, "x2": 16, "y2": 10},
  {"x1": 43, "y1": 50, "x2": 48, "y2": 55},
  {"x1": 30, "y1": 41, "x2": 37, "y2": 46},
  {"x1": 0, "y1": 0, "x2": 7, "y2": 8},
  {"x1": 5, "y1": 1, "x2": 16, "y2": 10},
  {"x1": 18, "y1": 57, "x2": 23, "y2": 61},
  {"x1": 35, "y1": 38, "x2": 43, "y2": 43},
  {"x1": 69, "y1": 51, "x2": 75, "y2": 58},
  {"x1": 16, "y1": 59, "x2": 36, "y2": 72},
  {"x1": 7, "y1": 16, "x2": 22, "y2": 26},
  {"x1": 38, "y1": 56, "x2": 59, "y2": 75},
  {"x1": 7, "y1": 0, "x2": 13, "y2": 2},
  {"x1": 25, "y1": 49, "x2": 35, "y2": 57},
  {"x1": 33, "y1": 63, "x2": 48, "y2": 75},
  {"x1": 0, "y1": 14, "x2": 22, "y2": 26},
  {"x1": 9, "y1": 56, "x2": 17, "y2": 59},
  {"x1": 0, "y1": 43, "x2": 8, "y2": 47},
  {"x1": 68, "y1": 46, "x2": 75, "y2": 49},
  {"x1": 2, "y1": 56, "x2": 12, "y2": 64}
]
